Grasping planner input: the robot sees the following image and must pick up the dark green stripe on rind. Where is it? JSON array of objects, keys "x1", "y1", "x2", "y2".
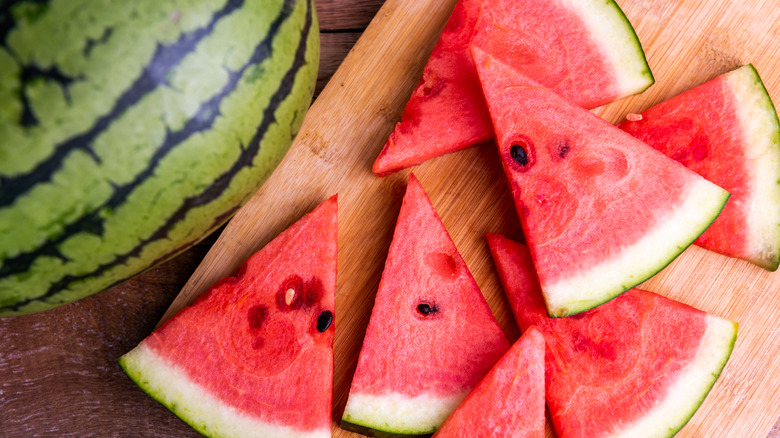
[
  {"x1": 0, "y1": 0, "x2": 245, "y2": 207},
  {"x1": 0, "y1": 0, "x2": 318, "y2": 315},
  {"x1": 0, "y1": 0, "x2": 51, "y2": 46},
  {"x1": 0, "y1": 0, "x2": 273, "y2": 280}
]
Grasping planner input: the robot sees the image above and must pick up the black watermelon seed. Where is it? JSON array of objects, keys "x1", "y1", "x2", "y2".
[
  {"x1": 316, "y1": 310, "x2": 333, "y2": 332},
  {"x1": 510, "y1": 144, "x2": 529, "y2": 166},
  {"x1": 557, "y1": 140, "x2": 570, "y2": 159},
  {"x1": 417, "y1": 303, "x2": 439, "y2": 316}
]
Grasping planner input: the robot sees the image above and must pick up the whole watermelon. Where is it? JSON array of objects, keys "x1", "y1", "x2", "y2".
[{"x1": 0, "y1": 0, "x2": 319, "y2": 316}]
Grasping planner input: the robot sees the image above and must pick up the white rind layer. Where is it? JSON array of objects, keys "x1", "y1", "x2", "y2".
[
  {"x1": 609, "y1": 314, "x2": 738, "y2": 437},
  {"x1": 119, "y1": 343, "x2": 330, "y2": 438},
  {"x1": 543, "y1": 176, "x2": 729, "y2": 317},
  {"x1": 342, "y1": 391, "x2": 468, "y2": 435},
  {"x1": 726, "y1": 65, "x2": 780, "y2": 270},
  {"x1": 559, "y1": 0, "x2": 653, "y2": 97}
]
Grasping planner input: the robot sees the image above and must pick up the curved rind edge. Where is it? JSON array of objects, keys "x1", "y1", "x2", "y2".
[
  {"x1": 560, "y1": 0, "x2": 655, "y2": 98},
  {"x1": 341, "y1": 391, "x2": 467, "y2": 437},
  {"x1": 610, "y1": 316, "x2": 738, "y2": 438},
  {"x1": 727, "y1": 64, "x2": 780, "y2": 271},
  {"x1": 544, "y1": 178, "x2": 730, "y2": 317},
  {"x1": 118, "y1": 343, "x2": 329, "y2": 438}
]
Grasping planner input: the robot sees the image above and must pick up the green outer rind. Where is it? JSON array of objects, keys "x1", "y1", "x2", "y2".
[
  {"x1": 601, "y1": 0, "x2": 654, "y2": 94},
  {"x1": 339, "y1": 362, "x2": 471, "y2": 435},
  {"x1": 559, "y1": 0, "x2": 654, "y2": 98},
  {"x1": 0, "y1": 0, "x2": 319, "y2": 316},
  {"x1": 732, "y1": 64, "x2": 780, "y2": 271},
  {"x1": 339, "y1": 420, "x2": 433, "y2": 438},
  {"x1": 607, "y1": 317, "x2": 738, "y2": 438},
  {"x1": 544, "y1": 179, "x2": 730, "y2": 318},
  {"x1": 118, "y1": 350, "x2": 219, "y2": 438},
  {"x1": 663, "y1": 320, "x2": 738, "y2": 438},
  {"x1": 119, "y1": 343, "x2": 330, "y2": 438}
]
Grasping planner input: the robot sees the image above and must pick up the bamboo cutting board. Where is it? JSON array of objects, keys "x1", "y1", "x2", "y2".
[{"x1": 160, "y1": 0, "x2": 780, "y2": 436}]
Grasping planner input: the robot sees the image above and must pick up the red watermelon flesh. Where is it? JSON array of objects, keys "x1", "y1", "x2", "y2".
[
  {"x1": 486, "y1": 233, "x2": 738, "y2": 438},
  {"x1": 472, "y1": 46, "x2": 730, "y2": 317},
  {"x1": 433, "y1": 326, "x2": 545, "y2": 438},
  {"x1": 372, "y1": 0, "x2": 653, "y2": 176},
  {"x1": 372, "y1": 0, "x2": 492, "y2": 177},
  {"x1": 618, "y1": 64, "x2": 780, "y2": 271},
  {"x1": 341, "y1": 173, "x2": 510, "y2": 436},
  {"x1": 119, "y1": 196, "x2": 338, "y2": 438}
]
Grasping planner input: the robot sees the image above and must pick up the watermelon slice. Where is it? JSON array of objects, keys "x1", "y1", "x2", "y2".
[
  {"x1": 618, "y1": 64, "x2": 780, "y2": 271},
  {"x1": 341, "y1": 174, "x2": 510, "y2": 436},
  {"x1": 119, "y1": 196, "x2": 338, "y2": 438},
  {"x1": 472, "y1": 46, "x2": 730, "y2": 317},
  {"x1": 433, "y1": 326, "x2": 545, "y2": 438},
  {"x1": 486, "y1": 233, "x2": 738, "y2": 438},
  {"x1": 372, "y1": 0, "x2": 653, "y2": 176}
]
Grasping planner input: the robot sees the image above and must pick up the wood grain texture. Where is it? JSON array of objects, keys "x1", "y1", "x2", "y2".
[
  {"x1": 2, "y1": 0, "x2": 780, "y2": 437},
  {"x1": 157, "y1": 0, "x2": 462, "y2": 322},
  {"x1": 160, "y1": 0, "x2": 780, "y2": 437},
  {"x1": 0, "y1": 239, "x2": 212, "y2": 437}
]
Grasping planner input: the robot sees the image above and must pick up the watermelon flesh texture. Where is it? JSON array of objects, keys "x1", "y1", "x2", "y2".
[
  {"x1": 119, "y1": 196, "x2": 337, "y2": 438},
  {"x1": 486, "y1": 233, "x2": 738, "y2": 438},
  {"x1": 472, "y1": 46, "x2": 730, "y2": 317},
  {"x1": 0, "y1": 0, "x2": 319, "y2": 316},
  {"x1": 433, "y1": 326, "x2": 545, "y2": 438},
  {"x1": 341, "y1": 174, "x2": 510, "y2": 436},
  {"x1": 618, "y1": 64, "x2": 780, "y2": 271},
  {"x1": 372, "y1": 0, "x2": 653, "y2": 176}
]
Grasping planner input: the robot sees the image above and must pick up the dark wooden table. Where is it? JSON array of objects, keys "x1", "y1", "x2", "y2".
[
  {"x1": 0, "y1": 1, "x2": 372, "y2": 436},
  {"x1": 2, "y1": 0, "x2": 780, "y2": 437}
]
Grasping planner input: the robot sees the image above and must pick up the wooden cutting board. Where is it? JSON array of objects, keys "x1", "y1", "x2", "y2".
[{"x1": 160, "y1": 0, "x2": 780, "y2": 436}]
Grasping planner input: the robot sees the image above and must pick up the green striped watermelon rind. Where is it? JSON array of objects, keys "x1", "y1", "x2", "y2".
[
  {"x1": 610, "y1": 316, "x2": 738, "y2": 438},
  {"x1": 726, "y1": 64, "x2": 780, "y2": 271},
  {"x1": 119, "y1": 343, "x2": 330, "y2": 438},
  {"x1": 542, "y1": 176, "x2": 730, "y2": 318},
  {"x1": 0, "y1": 0, "x2": 319, "y2": 316},
  {"x1": 560, "y1": 0, "x2": 654, "y2": 99}
]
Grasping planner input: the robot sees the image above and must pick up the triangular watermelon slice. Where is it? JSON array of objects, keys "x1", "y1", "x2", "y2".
[
  {"x1": 486, "y1": 233, "x2": 738, "y2": 438},
  {"x1": 341, "y1": 174, "x2": 510, "y2": 436},
  {"x1": 119, "y1": 196, "x2": 338, "y2": 438},
  {"x1": 433, "y1": 326, "x2": 545, "y2": 438},
  {"x1": 471, "y1": 46, "x2": 730, "y2": 317},
  {"x1": 618, "y1": 64, "x2": 780, "y2": 271},
  {"x1": 372, "y1": 0, "x2": 653, "y2": 176}
]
